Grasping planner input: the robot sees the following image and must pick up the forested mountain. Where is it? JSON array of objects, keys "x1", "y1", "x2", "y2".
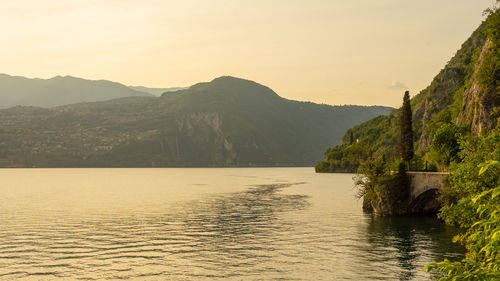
[
  {"x1": 0, "y1": 76, "x2": 392, "y2": 167},
  {"x1": 0, "y1": 74, "x2": 152, "y2": 108},
  {"x1": 316, "y1": 13, "x2": 500, "y2": 172}
]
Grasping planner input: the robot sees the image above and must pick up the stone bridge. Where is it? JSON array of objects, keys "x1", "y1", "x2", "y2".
[{"x1": 407, "y1": 171, "x2": 449, "y2": 214}]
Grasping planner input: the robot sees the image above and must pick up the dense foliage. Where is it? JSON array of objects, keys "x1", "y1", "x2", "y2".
[
  {"x1": 315, "y1": 114, "x2": 397, "y2": 172},
  {"x1": 431, "y1": 123, "x2": 462, "y2": 167},
  {"x1": 354, "y1": 158, "x2": 410, "y2": 215},
  {"x1": 426, "y1": 8, "x2": 500, "y2": 278},
  {"x1": 478, "y1": 4, "x2": 500, "y2": 91},
  {"x1": 424, "y1": 132, "x2": 500, "y2": 280}
]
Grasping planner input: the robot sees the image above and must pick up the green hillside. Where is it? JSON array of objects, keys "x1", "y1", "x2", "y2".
[
  {"x1": 0, "y1": 76, "x2": 392, "y2": 167},
  {"x1": 316, "y1": 12, "x2": 500, "y2": 173}
]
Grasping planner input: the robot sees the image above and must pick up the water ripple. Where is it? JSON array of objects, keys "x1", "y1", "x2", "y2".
[{"x1": 0, "y1": 170, "x2": 463, "y2": 280}]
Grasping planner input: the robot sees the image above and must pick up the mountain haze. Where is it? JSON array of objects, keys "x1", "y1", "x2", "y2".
[
  {"x1": 128, "y1": 86, "x2": 187, "y2": 96},
  {"x1": 0, "y1": 74, "x2": 153, "y2": 108},
  {"x1": 0, "y1": 76, "x2": 392, "y2": 167}
]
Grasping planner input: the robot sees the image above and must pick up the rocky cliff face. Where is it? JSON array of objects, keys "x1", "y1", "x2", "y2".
[
  {"x1": 413, "y1": 23, "x2": 488, "y2": 150},
  {"x1": 413, "y1": 67, "x2": 466, "y2": 150},
  {"x1": 174, "y1": 112, "x2": 237, "y2": 165},
  {"x1": 456, "y1": 38, "x2": 500, "y2": 134},
  {"x1": 155, "y1": 111, "x2": 237, "y2": 166}
]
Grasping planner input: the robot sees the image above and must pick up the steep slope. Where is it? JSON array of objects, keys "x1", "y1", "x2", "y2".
[
  {"x1": 316, "y1": 11, "x2": 500, "y2": 172},
  {"x1": 0, "y1": 74, "x2": 152, "y2": 108},
  {"x1": 0, "y1": 76, "x2": 392, "y2": 167}
]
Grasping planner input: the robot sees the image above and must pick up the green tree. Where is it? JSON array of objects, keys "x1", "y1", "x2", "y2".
[
  {"x1": 425, "y1": 162, "x2": 500, "y2": 280},
  {"x1": 354, "y1": 157, "x2": 409, "y2": 215},
  {"x1": 431, "y1": 123, "x2": 461, "y2": 167},
  {"x1": 398, "y1": 91, "x2": 414, "y2": 169},
  {"x1": 425, "y1": 131, "x2": 500, "y2": 280}
]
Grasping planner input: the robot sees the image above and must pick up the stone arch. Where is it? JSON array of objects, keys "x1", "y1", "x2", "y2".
[
  {"x1": 408, "y1": 188, "x2": 441, "y2": 214},
  {"x1": 407, "y1": 172, "x2": 448, "y2": 201}
]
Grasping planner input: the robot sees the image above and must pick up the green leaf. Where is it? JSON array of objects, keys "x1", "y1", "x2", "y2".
[
  {"x1": 492, "y1": 230, "x2": 500, "y2": 240},
  {"x1": 472, "y1": 190, "x2": 492, "y2": 203},
  {"x1": 492, "y1": 186, "x2": 500, "y2": 199},
  {"x1": 478, "y1": 160, "x2": 499, "y2": 176}
]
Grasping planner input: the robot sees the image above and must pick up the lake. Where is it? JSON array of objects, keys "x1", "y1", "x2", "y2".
[{"x1": 0, "y1": 168, "x2": 463, "y2": 280}]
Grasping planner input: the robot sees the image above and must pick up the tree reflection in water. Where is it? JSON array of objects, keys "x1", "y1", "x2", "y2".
[{"x1": 364, "y1": 215, "x2": 465, "y2": 280}]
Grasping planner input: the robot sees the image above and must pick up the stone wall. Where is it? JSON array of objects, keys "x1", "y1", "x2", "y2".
[{"x1": 407, "y1": 172, "x2": 449, "y2": 201}]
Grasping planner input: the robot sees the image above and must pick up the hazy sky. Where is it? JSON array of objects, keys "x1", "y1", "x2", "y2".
[{"x1": 0, "y1": 0, "x2": 494, "y2": 107}]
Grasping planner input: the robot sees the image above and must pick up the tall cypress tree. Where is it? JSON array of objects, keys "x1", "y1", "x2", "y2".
[{"x1": 398, "y1": 91, "x2": 414, "y2": 169}]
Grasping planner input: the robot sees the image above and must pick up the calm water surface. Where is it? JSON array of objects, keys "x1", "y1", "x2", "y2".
[{"x1": 0, "y1": 168, "x2": 463, "y2": 280}]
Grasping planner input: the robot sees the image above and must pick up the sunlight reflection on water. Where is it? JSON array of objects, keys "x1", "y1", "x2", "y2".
[{"x1": 0, "y1": 168, "x2": 463, "y2": 280}]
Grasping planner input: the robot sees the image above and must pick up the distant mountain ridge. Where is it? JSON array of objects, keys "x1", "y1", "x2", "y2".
[
  {"x1": 128, "y1": 85, "x2": 187, "y2": 96},
  {"x1": 0, "y1": 74, "x2": 155, "y2": 108},
  {"x1": 0, "y1": 76, "x2": 393, "y2": 167}
]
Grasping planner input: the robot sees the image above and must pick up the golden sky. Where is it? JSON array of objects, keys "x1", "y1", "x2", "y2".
[{"x1": 0, "y1": 0, "x2": 494, "y2": 107}]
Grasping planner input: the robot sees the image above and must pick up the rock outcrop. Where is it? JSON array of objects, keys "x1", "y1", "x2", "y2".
[{"x1": 456, "y1": 38, "x2": 500, "y2": 134}]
